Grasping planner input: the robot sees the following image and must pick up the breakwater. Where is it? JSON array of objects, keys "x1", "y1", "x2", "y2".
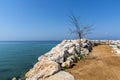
[
  {"x1": 15, "y1": 39, "x2": 120, "y2": 80},
  {"x1": 25, "y1": 39, "x2": 93, "y2": 80}
]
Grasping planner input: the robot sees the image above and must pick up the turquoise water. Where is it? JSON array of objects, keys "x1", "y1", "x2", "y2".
[{"x1": 0, "y1": 41, "x2": 60, "y2": 80}]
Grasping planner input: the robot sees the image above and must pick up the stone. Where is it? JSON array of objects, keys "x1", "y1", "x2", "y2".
[
  {"x1": 117, "y1": 44, "x2": 120, "y2": 49},
  {"x1": 12, "y1": 77, "x2": 16, "y2": 80},
  {"x1": 75, "y1": 45, "x2": 80, "y2": 53},
  {"x1": 63, "y1": 43, "x2": 75, "y2": 49},
  {"x1": 82, "y1": 43, "x2": 88, "y2": 48},
  {"x1": 38, "y1": 56, "x2": 51, "y2": 61},
  {"x1": 40, "y1": 71, "x2": 75, "y2": 80},
  {"x1": 81, "y1": 48, "x2": 89, "y2": 56},
  {"x1": 25, "y1": 60, "x2": 61, "y2": 80},
  {"x1": 39, "y1": 41, "x2": 70, "y2": 64},
  {"x1": 115, "y1": 49, "x2": 120, "y2": 55},
  {"x1": 67, "y1": 55, "x2": 78, "y2": 63},
  {"x1": 61, "y1": 60, "x2": 73, "y2": 68},
  {"x1": 85, "y1": 44, "x2": 93, "y2": 52},
  {"x1": 50, "y1": 49, "x2": 70, "y2": 63},
  {"x1": 68, "y1": 47, "x2": 76, "y2": 55},
  {"x1": 90, "y1": 41, "x2": 95, "y2": 46},
  {"x1": 61, "y1": 40, "x2": 67, "y2": 46},
  {"x1": 39, "y1": 50, "x2": 69, "y2": 64}
]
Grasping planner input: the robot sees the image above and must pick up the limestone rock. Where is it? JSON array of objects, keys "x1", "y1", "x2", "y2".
[
  {"x1": 115, "y1": 49, "x2": 120, "y2": 55},
  {"x1": 68, "y1": 47, "x2": 76, "y2": 55},
  {"x1": 12, "y1": 77, "x2": 16, "y2": 80},
  {"x1": 117, "y1": 44, "x2": 120, "y2": 49},
  {"x1": 82, "y1": 43, "x2": 88, "y2": 48},
  {"x1": 75, "y1": 45, "x2": 81, "y2": 53},
  {"x1": 38, "y1": 42, "x2": 70, "y2": 64},
  {"x1": 67, "y1": 55, "x2": 78, "y2": 63},
  {"x1": 61, "y1": 60, "x2": 73, "y2": 68},
  {"x1": 40, "y1": 71, "x2": 75, "y2": 80},
  {"x1": 81, "y1": 38, "x2": 87, "y2": 43},
  {"x1": 25, "y1": 60, "x2": 61, "y2": 80},
  {"x1": 81, "y1": 48, "x2": 89, "y2": 56}
]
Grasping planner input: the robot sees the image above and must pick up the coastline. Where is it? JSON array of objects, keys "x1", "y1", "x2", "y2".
[
  {"x1": 0, "y1": 41, "x2": 60, "y2": 80},
  {"x1": 24, "y1": 39, "x2": 93, "y2": 80},
  {"x1": 13, "y1": 39, "x2": 120, "y2": 80}
]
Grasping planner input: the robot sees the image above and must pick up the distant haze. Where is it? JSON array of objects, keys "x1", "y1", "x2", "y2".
[{"x1": 0, "y1": 0, "x2": 120, "y2": 41}]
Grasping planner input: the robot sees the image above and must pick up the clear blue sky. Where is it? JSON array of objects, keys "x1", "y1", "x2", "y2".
[{"x1": 0, "y1": 0, "x2": 120, "y2": 41}]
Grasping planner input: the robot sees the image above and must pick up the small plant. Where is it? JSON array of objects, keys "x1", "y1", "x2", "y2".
[{"x1": 61, "y1": 67, "x2": 66, "y2": 71}]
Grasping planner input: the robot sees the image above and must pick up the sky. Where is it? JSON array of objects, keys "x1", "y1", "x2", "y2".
[{"x1": 0, "y1": 0, "x2": 120, "y2": 41}]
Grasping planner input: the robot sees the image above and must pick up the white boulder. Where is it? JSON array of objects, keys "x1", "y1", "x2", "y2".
[
  {"x1": 40, "y1": 71, "x2": 75, "y2": 80},
  {"x1": 25, "y1": 60, "x2": 61, "y2": 80}
]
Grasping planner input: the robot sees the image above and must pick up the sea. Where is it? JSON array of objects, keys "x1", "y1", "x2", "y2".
[{"x1": 0, "y1": 41, "x2": 61, "y2": 80}]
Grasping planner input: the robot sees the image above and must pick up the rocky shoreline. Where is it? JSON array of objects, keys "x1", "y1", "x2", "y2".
[
  {"x1": 25, "y1": 39, "x2": 93, "y2": 80},
  {"x1": 12, "y1": 39, "x2": 120, "y2": 80}
]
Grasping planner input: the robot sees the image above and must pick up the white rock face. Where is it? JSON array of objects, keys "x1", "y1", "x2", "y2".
[
  {"x1": 68, "y1": 47, "x2": 76, "y2": 55},
  {"x1": 25, "y1": 60, "x2": 61, "y2": 80},
  {"x1": 39, "y1": 71, "x2": 75, "y2": 80},
  {"x1": 81, "y1": 48, "x2": 89, "y2": 56},
  {"x1": 61, "y1": 60, "x2": 73, "y2": 68},
  {"x1": 117, "y1": 44, "x2": 120, "y2": 49},
  {"x1": 67, "y1": 55, "x2": 77, "y2": 63},
  {"x1": 12, "y1": 77, "x2": 16, "y2": 80},
  {"x1": 115, "y1": 49, "x2": 120, "y2": 55}
]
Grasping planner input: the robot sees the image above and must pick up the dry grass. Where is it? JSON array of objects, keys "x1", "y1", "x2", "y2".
[{"x1": 67, "y1": 45, "x2": 120, "y2": 80}]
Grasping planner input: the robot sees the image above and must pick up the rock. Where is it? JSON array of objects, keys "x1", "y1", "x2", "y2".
[
  {"x1": 12, "y1": 77, "x2": 16, "y2": 80},
  {"x1": 81, "y1": 48, "x2": 89, "y2": 56},
  {"x1": 117, "y1": 44, "x2": 120, "y2": 49},
  {"x1": 115, "y1": 49, "x2": 120, "y2": 55},
  {"x1": 71, "y1": 40, "x2": 78, "y2": 44},
  {"x1": 94, "y1": 40, "x2": 100, "y2": 45},
  {"x1": 63, "y1": 43, "x2": 75, "y2": 49},
  {"x1": 39, "y1": 42, "x2": 70, "y2": 64},
  {"x1": 81, "y1": 38, "x2": 87, "y2": 43},
  {"x1": 50, "y1": 49, "x2": 70, "y2": 63},
  {"x1": 39, "y1": 51, "x2": 68, "y2": 64},
  {"x1": 82, "y1": 41, "x2": 93, "y2": 52},
  {"x1": 38, "y1": 56, "x2": 51, "y2": 61},
  {"x1": 90, "y1": 41, "x2": 95, "y2": 46},
  {"x1": 61, "y1": 60, "x2": 73, "y2": 68},
  {"x1": 68, "y1": 47, "x2": 76, "y2": 55},
  {"x1": 40, "y1": 71, "x2": 75, "y2": 80},
  {"x1": 82, "y1": 43, "x2": 88, "y2": 48},
  {"x1": 25, "y1": 60, "x2": 61, "y2": 80},
  {"x1": 92, "y1": 40, "x2": 120, "y2": 45},
  {"x1": 67, "y1": 55, "x2": 78, "y2": 63},
  {"x1": 75, "y1": 45, "x2": 80, "y2": 53},
  {"x1": 61, "y1": 40, "x2": 67, "y2": 46}
]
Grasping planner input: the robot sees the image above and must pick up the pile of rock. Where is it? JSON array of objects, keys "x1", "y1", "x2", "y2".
[
  {"x1": 91, "y1": 40, "x2": 120, "y2": 55},
  {"x1": 91, "y1": 40, "x2": 120, "y2": 45},
  {"x1": 91, "y1": 40, "x2": 110, "y2": 45},
  {"x1": 109, "y1": 40, "x2": 120, "y2": 55},
  {"x1": 25, "y1": 39, "x2": 93, "y2": 80}
]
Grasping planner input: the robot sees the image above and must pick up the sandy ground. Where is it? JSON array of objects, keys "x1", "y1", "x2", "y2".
[{"x1": 67, "y1": 45, "x2": 120, "y2": 80}]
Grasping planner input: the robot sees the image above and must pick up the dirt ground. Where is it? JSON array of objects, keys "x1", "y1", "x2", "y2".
[{"x1": 67, "y1": 45, "x2": 120, "y2": 80}]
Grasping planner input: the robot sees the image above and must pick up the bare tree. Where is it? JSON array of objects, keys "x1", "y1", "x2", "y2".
[{"x1": 69, "y1": 14, "x2": 92, "y2": 57}]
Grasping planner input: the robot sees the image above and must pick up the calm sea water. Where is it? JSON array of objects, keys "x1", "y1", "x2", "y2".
[{"x1": 0, "y1": 41, "x2": 60, "y2": 80}]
